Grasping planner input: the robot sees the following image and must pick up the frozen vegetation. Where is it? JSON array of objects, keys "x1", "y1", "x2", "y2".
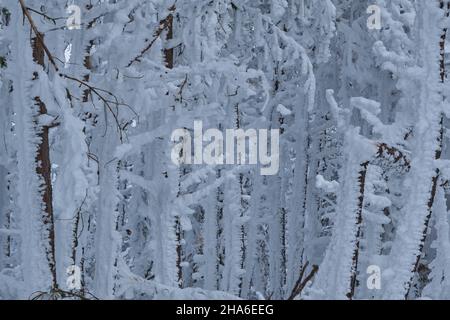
[{"x1": 1, "y1": 0, "x2": 450, "y2": 300}]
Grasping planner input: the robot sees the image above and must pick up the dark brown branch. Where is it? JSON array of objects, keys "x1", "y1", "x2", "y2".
[
  {"x1": 126, "y1": 5, "x2": 176, "y2": 68},
  {"x1": 20, "y1": 0, "x2": 136, "y2": 141},
  {"x1": 376, "y1": 143, "x2": 411, "y2": 169},
  {"x1": 288, "y1": 262, "x2": 319, "y2": 300},
  {"x1": 34, "y1": 97, "x2": 58, "y2": 290},
  {"x1": 404, "y1": 0, "x2": 449, "y2": 299},
  {"x1": 30, "y1": 29, "x2": 58, "y2": 290},
  {"x1": 344, "y1": 143, "x2": 410, "y2": 299},
  {"x1": 18, "y1": 0, "x2": 59, "y2": 71},
  {"x1": 346, "y1": 161, "x2": 369, "y2": 300}
]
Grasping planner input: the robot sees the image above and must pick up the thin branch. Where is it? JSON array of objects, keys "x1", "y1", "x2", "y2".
[
  {"x1": 25, "y1": 7, "x2": 66, "y2": 24},
  {"x1": 61, "y1": 74, "x2": 124, "y2": 140},
  {"x1": 19, "y1": 1, "x2": 134, "y2": 139},
  {"x1": 18, "y1": 0, "x2": 59, "y2": 71},
  {"x1": 126, "y1": 5, "x2": 176, "y2": 67},
  {"x1": 288, "y1": 263, "x2": 319, "y2": 300},
  {"x1": 176, "y1": 74, "x2": 188, "y2": 102}
]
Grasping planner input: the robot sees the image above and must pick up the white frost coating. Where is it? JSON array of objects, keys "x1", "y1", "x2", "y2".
[
  {"x1": 315, "y1": 175, "x2": 339, "y2": 193},
  {"x1": 1, "y1": 0, "x2": 450, "y2": 301}
]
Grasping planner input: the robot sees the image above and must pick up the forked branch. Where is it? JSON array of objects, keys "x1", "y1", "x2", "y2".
[
  {"x1": 18, "y1": 0, "x2": 59, "y2": 71},
  {"x1": 18, "y1": 0, "x2": 133, "y2": 140},
  {"x1": 288, "y1": 262, "x2": 319, "y2": 300},
  {"x1": 126, "y1": 5, "x2": 176, "y2": 67}
]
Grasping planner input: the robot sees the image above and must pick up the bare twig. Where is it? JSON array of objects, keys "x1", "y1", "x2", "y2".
[
  {"x1": 288, "y1": 263, "x2": 319, "y2": 300},
  {"x1": 126, "y1": 5, "x2": 176, "y2": 67},
  {"x1": 25, "y1": 7, "x2": 65, "y2": 24},
  {"x1": 19, "y1": 0, "x2": 134, "y2": 141},
  {"x1": 30, "y1": 288, "x2": 99, "y2": 300},
  {"x1": 176, "y1": 74, "x2": 188, "y2": 102},
  {"x1": 61, "y1": 74, "x2": 124, "y2": 139},
  {"x1": 18, "y1": 0, "x2": 59, "y2": 71}
]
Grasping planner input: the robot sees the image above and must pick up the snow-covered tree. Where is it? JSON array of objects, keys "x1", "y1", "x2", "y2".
[{"x1": 2, "y1": 0, "x2": 450, "y2": 301}]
